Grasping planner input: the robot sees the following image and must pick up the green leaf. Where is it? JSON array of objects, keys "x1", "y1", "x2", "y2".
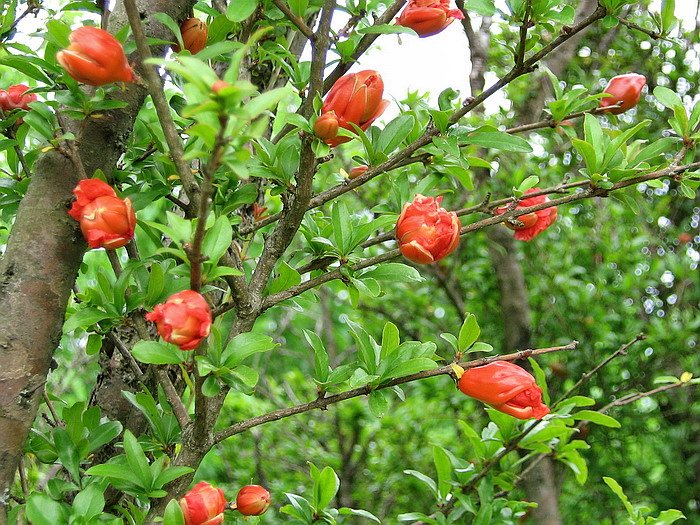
[
  {"x1": 53, "y1": 428, "x2": 82, "y2": 484},
  {"x1": 433, "y1": 446, "x2": 452, "y2": 501},
  {"x1": 64, "y1": 307, "x2": 112, "y2": 333},
  {"x1": 361, "y1": 263, "x2": 423, "y2": 283},
  {"x1": 654, "y1": 86, "x2": 683, "y2": 110},
  {"x1": 572, "y1": 138, "x2": 598, "y2": 175},
  {"x1": 376, "y1": 114, "x2": 415, "y2": 154},
  {"x1": 222, "y1": 332, "x2": 277, "y2": 368},
  {"x1": 227, "y1": 0, "x2": 258, "y2": 21},
  {"x1": 603, "y1": 477, "x2": 637, "y2": 517},
  {"x1": 380, "y1": 322, "x2": 400, "y2": 359},
  {"x1": 653, "y1": 509, "x2": 686, "y2": 524},
  {"x1": 517, "y1": 175, "x2": 540, "y2": 194},
  {"x1": 154, "y1": 466, "x2": 195, "y2": 488},
  {"x1": 85, "y1": 463, "x2": 142, "y2": 484},
  {"x1": 202, "y1": 375, "x2": 222, "y2": 397},
  {"x1": 313, "y1": 466, "x2": 340, "y2": 511},
  {"x1": 357, "y1": 24, "x2": 418, "y2": 35},
  {"x1": 26, "y1": 494, "x2": 67, "y2": 525},
  {"x1": 201, "y1": 216, "x2": 233, "y2": 267},
  {"x1": 331, "y1": 201, "x2": 352, "y2": 255},
  {"x1": 464, "y1": 0, "x2": 496, "y2": 16},
  {"x1": 572, "y1": 410, "x2": 621, "y2": 428},
  {"x1": 583, "y1": 112, "x2": 604, "y2": 152},
  {"x1": 458, "y1": 313, "x2": 480, "y2": 352},
  {"x1": 131, "y1": 340, "x2": 187, "y2": 364},
  {"x1": 338, "y1": 508, "x2": 381, "y2": 522},
  {"x1": 72, "y1": 484, "x2": 105, "y2": 519},
  {"x1": 404, "y1": 469, "x2": 438, "y2": 497},
  {"x1": 462, "y1": 131, "x2": 532, "y2": 152},
  {"x1": 269, "y1": 261, "x2": 302, "y2": 294},
  {"x1": 243, "y1": 87, "x2": 293, "y2": 119},
  {"x1": 660, "y1": 0, "x2": 676, "y2": 33},
  {"x1": 385, "y1": 358, "x2": 437, "y2": 379},
  {"x1": 87, "y1": 421, "x2": 123, "y2": 454},
  {"x1": 304, "y1": 329, "x2": 330, "y2": 383},
  {"x1": 369, "y1": 389, "x2": 389, "y2": 418},
  {"x1": 163, "y1": 498, "x2": 186, "y2": 525},
  {"x1": 528, "y1": 357, "x2": 549, "y2": 405},
  {"x1": 123, "y1": 430, "x2": 153, "y2": 490}
]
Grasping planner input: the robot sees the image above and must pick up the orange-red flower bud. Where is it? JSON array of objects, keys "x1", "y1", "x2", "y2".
[
  {"x1": 145, "y1": 290, "x2": 212, "y2": 351},
  {"x1": 395, "y1": 0, "x2": 464, "y2": 37},
  {"x1": 495, "y1": 188, "x2": 557, "y2": 242},
  {"x1": 68, "y1": 179, "x2": 136, "y2": 250},
  {"x1": 599, "y1": 73, "x2": 646, "y2": 114},
  {"x1": 314, "y1": 111, "x2": 340, "y2": 140},
  {"x1": 0, "y1": 84, "x2": 37, "y2": 112},
  {"x1": 180, "y1": 482, "x2": 226, "y2": 525},
  {"x1": 395, "y1": 194, "x2": 460, "y2": 264},
  {"x1": 348, "y1": 165, "x2": 369, "y2": 179},
  {"x1": 320, "y1": 70, "x2": 390, "y2": 147},
  {"x1": 458, "y1": 361, "x2": 550, "y2": 420},
  {"x1": 56, "y1": 26, "x2": 134, "y2": 86},
  {"x1": 235, "y1": 485, "x2": 271, "y2": 516},
  {"x1": 211, "y1": 80, "x2": 230, "y2": 94},
  {"x1": 173, "y1": 18, "x2": 208, "y2": 55}
]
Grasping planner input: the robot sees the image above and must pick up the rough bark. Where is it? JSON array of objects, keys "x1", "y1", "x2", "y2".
[{"x1": 0, "y1": 0, "x2": 195, "y2": 516}]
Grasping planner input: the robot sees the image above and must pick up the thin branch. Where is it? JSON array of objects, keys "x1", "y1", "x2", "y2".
[
  {"x1": 553, "y1": 333, "x2": 646, "y2": 406},
  {"x1": 493, "y1": 381, "x2": 696, "y2": 501},
  {"x1": 322, "y1": 0, "x2": 407, "y2": 92},
  {"x1": 504, "y1": 105, "x2": 620, "y2": 134},
  {"x1": 617, "y1": 17, "x2": 661, "y2": 40},
  {"x1": 241, "y1": 154, "x2": 700, "y2": 313},
  {"x1": 213, "y1": 341, "x2": 579, "y2": 443},
  {"x1": 106, "y1": 332, "x2": 145, "y2": 382},
  {"x1": 598, "y1": 381, "x2": 693, "y2": 413},
  {"x1": 244, "y1": 4, "x2": 608, "y2": 236},
  {"x1": 155, "y1": 368, "x2": 192, "y2": 430},
  {"x1": 0, "y1": 3, "x2": 40, "y2": 43},
  {"x1": 271, "y1": 0, "x2": 314, "y2": 38},
  {"x1": 123, "y1": 0, "x2": 200, "y2": 214},
  {"x1": 246, "y1": 0, "x2": 336, "y2": 300},
  {"x1": 515, "y1": 0, "x2": 533, "y2": 70},
  {"x1": 42, "y1": 389, "x2": 62, "y2": 427},
  {"x1": 188, "y1": 116, "x2": 229, "y2": 293}
]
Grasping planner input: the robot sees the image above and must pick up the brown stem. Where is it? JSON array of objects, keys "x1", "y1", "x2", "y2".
[
  {"x1": 213, "y1": 341, "x2": 579, "y2": 443},
  {"x1": 123, "y1": 0, "x2": 200, "y2": 214},
  {"x1": 189, "y1": 116, "x2": 229, "y2": 293},
  {"x1": 553, "y1": 333, "x2": 646, "y2": 406},
  {"x1": 271, "y1": 0, "x2": 314, "y2": 38},
  {"x1": 245, "y1": 4, "x2": 608, "y2": 237},
  {"x1": 617, "y1": 17, "x2": 661, "y2": 40}
]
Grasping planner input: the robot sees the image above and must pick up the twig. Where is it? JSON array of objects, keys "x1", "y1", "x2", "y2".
[
  {"x1": 553, "y1": 333, "x2": 646, "y2": 406},
  {"x1": 233, "y1": 153, "x2": 700, "y2": 314},
  {"x1": 598, "y1": 381, "x2": 692, "y2": 413},
  {"x1": 55, "y1": 112, "x2": 89, "y2": 180},
  {"x1": 213, "y1": 341, "x2": 579, "y2": 443},
  {"x1": 247, "y1": 0, "x2": 336, "y2": 300},
  {"x1": 504, "y1": 105, "x2": 619, "y2": 134},
  {"x1": 189, "y1": 116, "x2": 229, "y2": 293},
  {"x1": 42, "y1": 389, "x2": 62, "y2": 427},
  {"x1": 245, "y1": 5, "x2": 608, "y2": 236},
  {"x1": 0, "y1": 3, "x2": 40, "y2": 43},
  {"x1": 106, "y1": 332, "x2": 145, "y2": 382},
  {"x1": 18, "y1": 457, "x2": 28, "y2": 497},
  {"x1": 515, "y1": 0, "x2": 533, "y2": 70},
  {"x1": 271, "y1": 0, "x2": 314, "y2": 38},
  {"x1": 617, "y1": 17, "x2": 661, "y2": 40},
  {"x1": 493, "y1": 380, "x2": 696, "y2": 500},
  {"x1": 122, "y1": 0, "x2": 200, "y2": 214}
]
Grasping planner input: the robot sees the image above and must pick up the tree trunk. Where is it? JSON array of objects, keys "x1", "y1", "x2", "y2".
[{"x1": 0, "y1": 1, "x2": 195, "y2": 516}]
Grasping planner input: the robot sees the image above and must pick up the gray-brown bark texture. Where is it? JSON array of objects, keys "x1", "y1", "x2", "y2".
[{"x1": 0, "y1": 1, "x2": 195, "y2": 517}]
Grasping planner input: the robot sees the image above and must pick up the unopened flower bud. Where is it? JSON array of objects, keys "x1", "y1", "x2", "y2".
[{"x1": 235, "y1": 485, "x2": 271, "y2": 516}]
